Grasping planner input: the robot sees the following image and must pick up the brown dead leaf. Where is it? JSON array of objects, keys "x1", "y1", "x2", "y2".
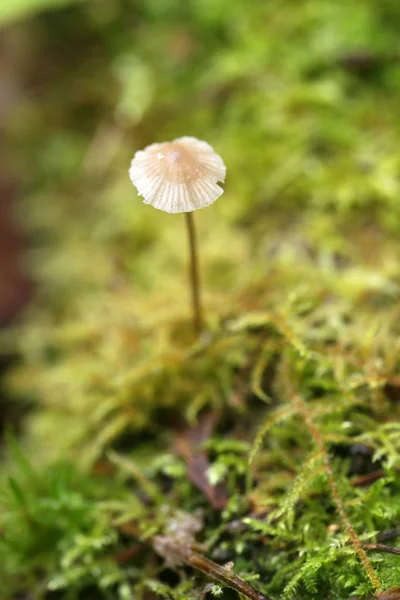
[
  {"x1": 175, "y1": 412, "x2": 228, "y2": 510},
  {"x1": 377, "y1": 588, "x2": 400, "y2": 600}
]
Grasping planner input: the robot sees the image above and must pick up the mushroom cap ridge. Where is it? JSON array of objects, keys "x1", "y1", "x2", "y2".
[{"x1": 129, "y1": 136, "x2": 226, "y2": 213}]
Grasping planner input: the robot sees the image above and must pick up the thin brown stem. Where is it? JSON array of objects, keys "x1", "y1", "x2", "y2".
[
  {"x1": 363, "y1": 543, "x2": 400, "y2": 556},
  {"x1": 292, "y1": 394, "x2": 382, "y2": 592},
  {"x1": 376, "y1": 587, "x2": 400, "y2": 600},
  {"x1": 185, "y1": 212, "x2": 203, "y2": 333},
  {"x1": 153, "y1": 535, "x2": 270, "y2": 600},
  {"x1": 188, "y1": 552, "x2": 270, "y2": 600},
  {"x1": 351, "y1": 470, "x2": 384, "y2": 487}
]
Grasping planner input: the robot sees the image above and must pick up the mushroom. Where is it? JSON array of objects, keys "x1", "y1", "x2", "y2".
[{"x1": 129, "y1": 136, "x2": 226, "y2": 333}]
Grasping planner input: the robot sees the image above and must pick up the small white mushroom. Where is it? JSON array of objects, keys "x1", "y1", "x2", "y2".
[
  {"x1": 129, "y1": 136, "x2": 226, "y2": 333},
  {"x1": 129, "y1": 136, "x2": 226, "y2": 213}
]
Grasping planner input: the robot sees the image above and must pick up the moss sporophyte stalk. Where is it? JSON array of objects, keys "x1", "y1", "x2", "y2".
[{"x1": 129, "y1": 137, "x2": 226, "y2": 334}]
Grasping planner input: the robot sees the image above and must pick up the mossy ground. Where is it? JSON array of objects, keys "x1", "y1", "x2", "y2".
[{"x1": 1, "y1": 1, "x2": 400, "y2": 599}]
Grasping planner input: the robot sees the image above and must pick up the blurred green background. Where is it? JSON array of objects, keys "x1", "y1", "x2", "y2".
[{"x1": 2, "y1": 0, "x2": 400, "y2": 323}]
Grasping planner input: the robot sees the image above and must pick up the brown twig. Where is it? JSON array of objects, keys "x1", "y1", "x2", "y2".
[
  {"x1": 377, "y1": 587, "x2": 400, "y2": 600},
  {"x1": 114, "y1": 545, "x2": 145, "y2": 563},
  {"x1": 188, "y1": 551, "x2": 269, "y2": 600},
  {"x1": 351, "y1": 470, "x2": 384, "y2": 487},
  {"x1": 153, "y1": 536, "x2": 270, "y2": 600},
  {"x1": 363, "y1": 543, "x2": 400, "y2": 556}
]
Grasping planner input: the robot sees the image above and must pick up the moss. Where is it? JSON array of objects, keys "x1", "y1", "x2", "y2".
[{"x1": 2, "y1": 0, "x2": 400, "y2": 598}]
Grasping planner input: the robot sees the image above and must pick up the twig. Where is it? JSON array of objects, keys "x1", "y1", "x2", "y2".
[
  {"x1": 351, "y1": 470, "x2": 384, "y2": 487},
  {"x1": 114, "y1": 545, "x2": 145, "y2": 563},
  {"x1": 376, "y1": 587, "x2": 400, "y2": 600},
  {"x1": 363, "y1": 543, "x2": 400, "y2": 556},
  {"x1": 189, "y1": 552, "x2": 269, "y2": 600},
  {"x1": 153, "y1": 536, "x2": 270, "y2": 600}
]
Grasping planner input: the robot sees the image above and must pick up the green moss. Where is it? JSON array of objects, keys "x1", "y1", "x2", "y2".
[{"x1": 2, "y1": 0, "x2": 400, "y2": 598}]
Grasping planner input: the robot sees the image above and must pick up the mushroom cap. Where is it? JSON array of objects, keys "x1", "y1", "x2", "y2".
[{"x1": 129, "y1": 136, "x2": 226, "y2": 213}]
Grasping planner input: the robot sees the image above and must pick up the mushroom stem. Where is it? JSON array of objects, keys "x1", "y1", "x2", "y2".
[{"x1": 185, "y1": 212, "x2": 203, "y2": 333}]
